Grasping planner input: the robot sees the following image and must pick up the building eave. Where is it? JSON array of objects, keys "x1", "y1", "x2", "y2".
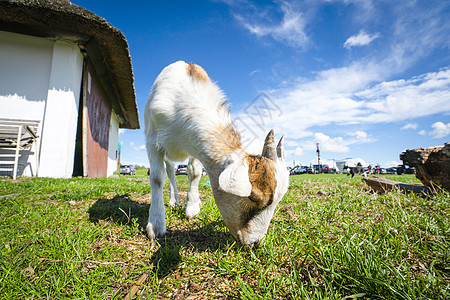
[{"x1": 0, "y1": 0, "x2": 140, "y2": 129}]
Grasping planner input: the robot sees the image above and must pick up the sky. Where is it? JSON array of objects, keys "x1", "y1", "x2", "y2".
[{"x1": 72, "y1": 0, "x2": 450, "y2": 168}]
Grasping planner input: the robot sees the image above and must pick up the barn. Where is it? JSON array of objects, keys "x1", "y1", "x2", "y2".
[{"x1": 0, "y1": 0, "x2": 140, "y2": 179}]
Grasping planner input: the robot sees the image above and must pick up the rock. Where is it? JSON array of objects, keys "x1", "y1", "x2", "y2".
[{"x1": 400, "y1": 143, "x2": 450, "y2": 191}]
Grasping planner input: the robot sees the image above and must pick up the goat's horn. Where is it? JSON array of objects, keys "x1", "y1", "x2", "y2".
[
  {"x1": 262, "y1": 130, "x2": 277, "y2": 160},
  {"x1": 277, "y1": 136, "x2": 285, "y2": 159}
]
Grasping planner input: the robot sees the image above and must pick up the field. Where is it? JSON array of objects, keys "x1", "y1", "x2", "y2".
[{"x1": 0, "y1": 172, "x2": 448, "y2": 299}]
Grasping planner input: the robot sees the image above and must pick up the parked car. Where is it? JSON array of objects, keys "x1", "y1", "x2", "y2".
[
  {"x1": 396, "y1": 165, "x2": 416, "y2": 175},
  {"x1": 290, "y1": 165, "x2": 308, "y2": 175},
  {"x1": 404, "y1": 167, "x2": 416, "y2": 174},
  {"x1": 313, "y1": 164, "x2": 335, "y2": 174},
  {"x1": 385, "y1": 167, "x2": 397, "y2": 174},
  {"x1": 120, "y1": 165, "x2": 136, "y2": 175},
  {"x1": 176, "y1": 164, "x2": 188, "y2": 175}
]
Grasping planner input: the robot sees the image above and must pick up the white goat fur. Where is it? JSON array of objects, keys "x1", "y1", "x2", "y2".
[{"x1": 144, "y1": 61, "x2": 289, "y2": 246}]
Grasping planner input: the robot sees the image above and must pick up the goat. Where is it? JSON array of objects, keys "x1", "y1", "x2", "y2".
[{"x1": 144, "y1": 61, "x2": 289, "y2": 247}]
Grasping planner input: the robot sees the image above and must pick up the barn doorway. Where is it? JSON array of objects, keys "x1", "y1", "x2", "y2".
[{"x1": 72, "y1": 60, "x2": 111, "y2": 178}]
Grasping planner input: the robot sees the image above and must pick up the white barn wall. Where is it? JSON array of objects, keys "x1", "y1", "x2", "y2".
[
  {"x1": 0, "y1": 31, "x2": 53, "y2": 176},
  {"x1": 0, "y1": 30, "x2": 52, "y2": 118},
  {"x1": 38, "y1": 41, "x2": 83, "y2": 178},
  {"x1": 107, "y1": 113, "x2": 119, "y2": 177}
]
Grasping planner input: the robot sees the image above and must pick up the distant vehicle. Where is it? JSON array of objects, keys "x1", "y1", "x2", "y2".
[
  {"x1": 120, "y1": 165, "x2": 136, "y2": 175},
  {"x1": 385, "y1": 167, "x2": 397, "y2": 174},
  {"x1": 396, "y1": 165, "x2": 416, "y2": 175},
  {"x1": 176, "y1": 164, "x2": 188, "y2": 175},
  {"x1": 290, "y1": 165, "x2": 309, "y2": 175},
  {"x1": 405, "y1": 167, "x2": 416, "y2": 174},
  {"x1": 312, "y1": 164, "x2": 335, "y2": 174}
]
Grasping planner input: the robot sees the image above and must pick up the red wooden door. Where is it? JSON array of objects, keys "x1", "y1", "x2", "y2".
[{"x1": 82, "y1": 61, "x2": 111, "y2": 178}]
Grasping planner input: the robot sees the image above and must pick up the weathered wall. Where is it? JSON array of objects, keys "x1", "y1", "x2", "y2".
[
  {"x1": 107, "y1": 113, "x2": 120, "y2": 177},
  {"x1": 38, "y1": 41, "x2": 83, "y2": 178},
  {"x1": 83, "y1": 61, "x2": 111, "y2": 178},
  {"x1": 0, "y1": 31, "x2": 83, "y2": 178}
]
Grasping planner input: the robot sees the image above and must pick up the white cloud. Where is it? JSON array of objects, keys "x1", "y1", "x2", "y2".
[
  {"x1": 294, "y1": 146, "x2": 303, "y2": 156},
  {"x1": 285, "y1": 146, "x2": 304, "y2": 159},
  {"x1": 234, "y1": 1, "x2": 309, "y2": 48},
  {"x1": 344, "y1": 30, "x2": 380, "y2": 49},
  {"x1": 314, "y1": 132, "x2": 349, "y2": 153},
  {"x1": 347, "y1": 130, "x2": 374, "y2": 143},
  {"x1": 248, "y1": 69, "x2": 261, "y2": 76},
  {"x1": 119, "y1": 129, "x2": 126, "y2": 135},
  {"x1": 384, "y1": 160, "x2": 401, "y2": 167},
  {"x1": 307, "y1": 131, "x2": 374, "y2": 154},
  {"x1": 418, "y1": 130, "x2": 427, "y2": 136},
  {"x1": 263, "y1": 67, "x2": 450, "y2": 140},
  {"x1": 357, "y1": 69, "x2": 450, "y2": 122},
  {"x1": 429, "y1": 121, "x2": 450, "y2": 138},
  {"x1": 348, "y1": 130, "x2": 367, "y2": 140},
  {"x1": 294, "y1": 131, "x2": 373, "y2": 156},
  {"x1": 401, "y1": 123, "x2": 418, "y2": 130},
  {"x1": 133, "y1": 144, "x2": 146, "y2": 151}
]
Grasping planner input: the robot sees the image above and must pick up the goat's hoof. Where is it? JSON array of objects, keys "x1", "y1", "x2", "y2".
[
  {"x1": 146, "y1": 225, "x2": 156, "y2": 240},
  {"x1": 146, "y1": 223, "x2": 166, "y2": 240},
  {"x1": 185, "y1": 202, "x2": 201, "y2": 219},
  {"x1": 168, "y1": 199, "x2": 179, "y2": 207}
]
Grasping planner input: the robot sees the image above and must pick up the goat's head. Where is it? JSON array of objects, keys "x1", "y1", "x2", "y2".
[{"x1": 214, "y1": 130, "x2": 289, "y2": 247}]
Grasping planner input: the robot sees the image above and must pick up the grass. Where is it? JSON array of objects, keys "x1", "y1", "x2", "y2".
[{"x1": 0, "y1": 173, "x2": 448, "y2": 299}]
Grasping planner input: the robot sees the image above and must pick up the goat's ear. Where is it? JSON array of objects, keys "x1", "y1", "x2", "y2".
[{"x1": 218, "y1": 160, "x2": 252, "y2": 197}]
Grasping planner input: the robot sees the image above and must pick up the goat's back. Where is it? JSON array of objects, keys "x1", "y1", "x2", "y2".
[{"x1": 144, "y1": 61, "x2": 233, "y2": 161}]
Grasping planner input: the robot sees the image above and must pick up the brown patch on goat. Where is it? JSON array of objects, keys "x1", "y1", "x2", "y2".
[
  {"x1": 186, "y1": 63, "x2": 210, "y2": 82},
  {"x1": 241, "y1": 155, "x2": 277, "y2": 226},
  {"x1": 208, "y1": 124, "x2": 242, "y2": 163}
]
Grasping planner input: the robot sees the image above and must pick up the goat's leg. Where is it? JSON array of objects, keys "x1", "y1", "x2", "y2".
[
  {"x1": 186, "y1": 157, "x2": 202, "y2": 219},
  {"x1": 146, "y1": 145, "x2": 166, "y2": 239},
  {"x1": 165, "y1": 159, "x2": 180, "y2": 207}
]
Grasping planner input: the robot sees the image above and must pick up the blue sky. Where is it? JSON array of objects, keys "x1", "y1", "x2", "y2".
[{"x1": 72, "y1": 0, "x2": 450, "y2": 168}]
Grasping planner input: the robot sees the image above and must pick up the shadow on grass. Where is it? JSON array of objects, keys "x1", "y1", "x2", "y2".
[
  {"x1": 88, "y1": 194, "x2": 149, "y2": 228},
  {"x1": 87, "y1": 195, "x2": 235, "y2": 278},
  {"x1": 151, "y1": 221, "x2": 235, "y2": 278}
]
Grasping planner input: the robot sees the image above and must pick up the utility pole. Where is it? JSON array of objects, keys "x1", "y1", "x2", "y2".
[{"x1": 316, "y1": 143, "x2": 320, "y2": 174}]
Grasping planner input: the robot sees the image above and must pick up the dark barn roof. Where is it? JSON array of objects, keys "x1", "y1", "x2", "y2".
[{"x1": 0, "y1": 0, "x2": 140, "y2": 129}]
